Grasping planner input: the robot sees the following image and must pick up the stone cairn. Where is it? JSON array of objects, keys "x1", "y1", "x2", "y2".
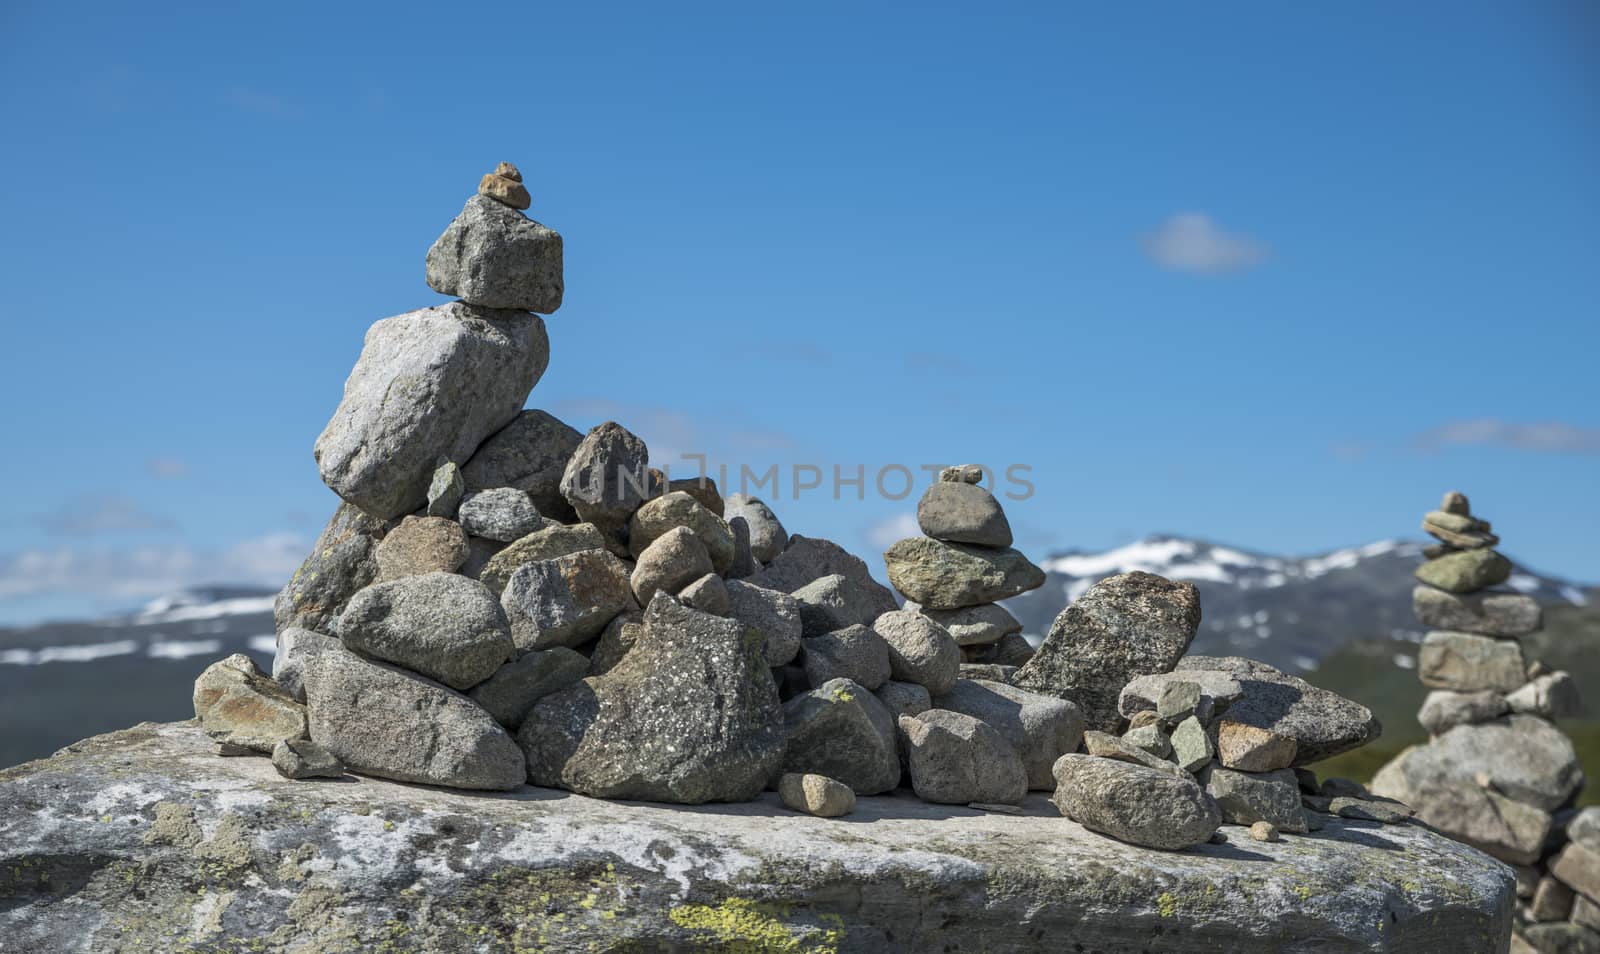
[
  {"x1": 1371, "y1": 492, "x2": 1594, "y2": 953},
  {"x1": 190, "y1": 164, "x2": 1397, "y2": 854}
]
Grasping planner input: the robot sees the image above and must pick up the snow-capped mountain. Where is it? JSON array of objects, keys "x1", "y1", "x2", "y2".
[{"x1": 1005, "y1": 535, "x2": 1591, "y2": 673}]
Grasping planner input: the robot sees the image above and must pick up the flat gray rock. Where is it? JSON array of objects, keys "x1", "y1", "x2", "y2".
[
  {"x1": 425, "y1": 194, "x2": 563, "y2": 312},
  {"x1": 901, "y1": 709, "x2": 1028, "y2": 805},
  {"x1": 461, "y1": 409, "x2": 583, "y2": 521},
  {"x1": 1013, "y1": 571, "x2": 1200, "y2": 733},
  {"x1": 501, "y1": 549, "x2": 634, "y2": 651},
  {"x1": 192, "y1": 654, "x2": 307, "y2": 754},
  {"x1": 724, "y1": 579, "x2": 802, "y2": 667},
  {"x1": 1418, "y1": 631, "x2": 1527, "y2": 693},
  {"x1": 477, "y1": 522, "x2": 607, "y2": 593},
  {"x1": 518, "y1": 595, "x2": 783, "y2": 804},
  {"x1": 1371, "y1": 715, "x2": 1583, "y2": 814},
  {"x1": 747, "y1": 535, "x2": 898, "y2": 619},
  {"x1": 1417, "y1": 689, "x2": 1509, "y2": 736},
  {"x1": 723, "y1": 493, "x2": 787, "y2": 562},
  {"x1": 916, "y1": 481, "x2": 1013, "y2": 547},
  {"x1": 467, "y1": 647, "x2": 589, "y2": 729},
  {"x1": 457, "y1": 487, "x2": 544, "y2": 543},
  {"x1": 339, "y1": 571, "x2": 512, "y2": 690},
  {"x1": 1174, "y1": 656, "x2": 1381, "y2": 765},
  {"x1": 0, "y1": 721, "x2": 1516, "y2": 953},
  {"x1": 782, "y1": 678, "x2": 901, "y2": 795},
  {"x1": 1119, "y1": 669, "x2": 1244, "y2": 722},
  {"x1": 934, "y1": 678, "x2": 1085, "y2": 790},
  {"x1": 314, "y1": 303, "x2": 550, "y2": 520},
  {"x1": 274, "y1": 502, "x2": 390, "y2": 636},
  {"x1": 304, "y1": 645, "x2": 524, "y2": 790},
  {"x1": 883, "y1": 537, "x2": 1046, "y2": 610},
  {"x1": 1413, "y1": 584, "x2": 1541, "y2": 637},
  {"x1": 1052, "y1": 754, "x2": 1221, "y2": 851},
  {"x1": 905, "y1": 600, "x2": 1024, "y2": 647}
]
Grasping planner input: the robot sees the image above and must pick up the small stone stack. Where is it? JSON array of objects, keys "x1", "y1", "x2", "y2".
[
  {"x1": 1370, "y1": 492, "x2": 1588, "y2": 952},
  {"x1": 885, "y1": 465, "x2": 1044, "y2": 681}
]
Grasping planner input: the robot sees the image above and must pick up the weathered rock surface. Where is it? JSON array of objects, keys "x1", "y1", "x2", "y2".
[
  {"x1": 874, "y1": 609, "x2": 960, "y2": 694},
  {"x1": 314, "y1": 302, "x2": 550, "y2": 520},
  {"x1": 477, "y1": 521, "x2": 607, "y2": 593},
  {"x1": 934, "y1": 678, "x2": 1085, "y2": 790},
  {"x1": 518, "y1": 595, "x2": 783, "y2": 804},
  {"x1": 501, "y1": 549, "x2": 634, "y2": 651},
  {"x1": 1120, "y1": 669, "x2": 1245, "y2": 721},
  {"x1": 1507, "y1": 671, "x2": 1581, "y2": 720},
  {"x1": 373, "y1": 514, "x2": 469, "y2": 581},
  {"x1": 559, "y1": 421, "x2": 651, "y2": 541},
  {"x1": 628, "y1": 491, "x2": 734, "y2": 573},
  {"x1": 900, "y1": 709, "x2": 1028, "y2": 805},
  {"x1": 460, "y1": 408, "x2": 583, "y2": 520},
  {"x1": 724, "y1": 579, "x2": 803, "y2": 667},
  {"x1": 304, "y1": 646, "x2": 525, "y2": 790},
  {"x1": 1414, "y1": 584, "x2": 1542, "y2": 637},
  {"x1": 748, "y1": 535, "x2": 898, "y2": 619},
  {"x1": 1083, "y1": 730, "x2": 1188, "y2": 777},
  {"x1": 192, "y1": 654, "x2": 307, "y2": 753},
  {"x1": 792, "y1": 573, "x2": 884, "y2": 635},
  {"x1": 631, "y1": 525, "x2": 714, "y2": 605},
  {"x1": 916, "y1": 480, "x2": 1013, "y2": 547},
  {"x1": 801, "y1": 623, "x2": 892, "y2": 691},
  {"x1": 677, "y1": 572, "x2": 731, "y2": 615},
  {"x1": 1372, "y1": 715, "x2": 1584, "y2": 814},
  {"x1": 271, "y1": 738, "x2": 343, "y2": 780},
  {"x1": 425, "y1": 194, "x2": 563, "y2": 312},
  {"x1": 778, "y1": 772, "x2": 855, "y2": 817},
  {"x1": 1418, "y1": 630, "x2": 1527, "y2": 693},
  {"x1": 1052, "y1": 754, "x2": 1221, "y2": 851},
  {"x1": 723, "y1": 493, "x2": 787, "y2": 562},
  {"x1": 0, "y1": 721, "x2": 1516, "y2": 953},
  {"x1": 273, "y1": 502, "x2": 389, "y2": 635},
  {"x1": 1202, "y1": 765, "x2": 1309, "y2": 833},
  {"x1": 457, "y1": 487, "x2": 544, "y2": 543},
  {"x1": 426, "y1": 459, "x2": 465, "y2": 518},
  {"x1": 1014, "y1": 572, "x2": 1200, "y2": 733},
  {"x1": 1175, "y1": 656, "x2": 1381, "y2": 765},
  {"x1": 781, "y1": 678, "x2": 901, "y2": 795},
  {"x1": 270, "y1": 626, "x2": 339, "y2": 703},
  {"x1": 467, "y1": 647, "x2": 589, "y2": 729},
  {"x1": 1415, "y1": 548, "x2": 1514, "y2": 593},
  {"x1": 906, "y1": 600, "x2": 1024, "y2": 647},
  {"x1": 883, "y1": 537, "x2": 1045, "y2": 609},
  {"x1": 339, "y1": 571, "x2": 513, "y2": 689}
]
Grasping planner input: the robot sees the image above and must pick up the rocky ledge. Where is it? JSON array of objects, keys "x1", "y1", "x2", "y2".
[{"x1": 2, "y1": 722, "x2": 1512, "y2": 953}]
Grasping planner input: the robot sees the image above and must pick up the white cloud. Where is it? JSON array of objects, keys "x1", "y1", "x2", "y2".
[
  {"x1": 1416, "y1": 419, "x2": 1600, "y2": 455},
  {"x1": 0, "y1": 532, "x2": 307, "y2": 602},
  {"x1": 31, "y1": 494, "x2": 177, "y2": 536},
  {"x1": 1141, "y1": 213, "x2": 1268, "y2": 275},
  {"x1": 864, "y1": 513, "x2": 920, "y2": 549}
]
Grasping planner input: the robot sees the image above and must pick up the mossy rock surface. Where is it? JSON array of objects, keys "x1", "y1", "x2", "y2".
[{"x1": 0, "y1": 721, "x2": 1512, "y2": 952}]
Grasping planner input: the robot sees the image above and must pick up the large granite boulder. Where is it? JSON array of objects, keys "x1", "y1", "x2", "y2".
[
  {"x1": 424, "y1": 194, "x2": 564, "y2": 313},
  {"x1": 304, "y1": 645, "x2": 524, "y2": 791},
  {"x1": 723, "y1": 579, "x2": 803, "y2": 667},
  {"x1": 461, "y1": 409, "x2": 584, "y2": 521},
  {"x1": 500, "y1": 549, "x2": 634, "y2": 651},
  {"x1": 517, "y1": 594, "x2": 783, "y2": 804},
  {"x1": 934, "y1": 678, "x2": 1085, "y2": 790},
  {"x1": 273, "y1": 502, "x2": 390, "y2": 635},
  {"x1": 882, "y1": 537, "x2": 1045, "y2": 609},
  {"x1": 314, "y1": 303, "x2": 550, "y2": 519},
  {"x1": 339, "y1": 571, "x2": 512, "y2": 690},
  {"x1": 900, "y1": 709, "x2": 1028, "y2": 805},
  {"x1": 1013, "y1": 571, "x2": 1200, "y2": 733},
  {"x1": 0, "y1": 721, "x2": 1515, "y2": 952},
  {"x1": 558, "y1": 421, "x2": 651, "y2": 543},
  {"x1": 1175, "y1": 656, "x2": 1381, "y2": 765}
]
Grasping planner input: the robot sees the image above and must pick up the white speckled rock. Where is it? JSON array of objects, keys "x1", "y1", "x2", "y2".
[
  {"x1": 314, "y1": 303, "x2": 550, "y2": 520},
  {"x1": 339, "y1": 572, "x2": 513, "y2": 690},
  {"x1": 0, "y1": 721, "x2": 1515, "y2": 952}
]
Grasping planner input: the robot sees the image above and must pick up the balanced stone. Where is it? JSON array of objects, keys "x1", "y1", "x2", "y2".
[
  {"x1": 1051, "y1": 754, "x2": 1221, "y2": 851},
  {"x1": 723, "y1": 493, "x2": 787, "y2": 563},
  {"x1": 781, "y1": 678, "x2": 901, "y2": 795},
  {"x1": 628, "y1": 492, "x2": 734, "y2": 573},
  {"x1": 1418, "y1": 689, "x2": 1510, "y2": 736},
  {"x1": 778, "y1": 773, "x2": 855, "y2": 818},
  {"x1": 518, "y1": 595, "x2": 783, "y2": 803},
  {"x1": 458, "y1": 488, "x2": 544, "y2": 543},
  {"x1": 314, "y1": 303, "x2": 549, "y2": 520},
  {"x1": 559, "y1": 422, "x2": 651, "y2": 542},
  {"x1": 271, "y1": 738, "x2": 343, "y2": 780},
  {"x1": 461, "y1": 409, "x2": 584, "y2": 521},
  {"x1": 935, "y1": 678, "x2": 1085, "y2": 790},
  {"x1": 873, "y1": 609, "x2": 960, "y2": 695},
  {"x1": 192, "y1": 654, "x2": 308, "y2": 754},
  {"x1": 916, "y1": 480, "x2": 1013, "y2": 547},
  {"x1": 1415, "y1": 549, "x2": 1513, "y2": 593},
  {"x1": 723, "y1": 579, "x2": 802, "y2": 667},
  {"x1": 801, "y1": 623, "x2": 892, "y2": 691},
  {"x1": 305, "y1": 646, "x2": 525, "y2": 790},
  {"x1": 477, "y1": 522, "x2": 607, "y2": 593},
  {"x1": 274, "y1": 502, "x2": 389, "y2": 635},
  {"x1": 426, "y1": 459, "x2": 464, "y2": 518},
  {"x1": 467, "y1": 647, "x2": 589, "y2": 729},
  {"x1": 747, "y1": 535, "x2": 898, "y2": 620},
  {"x1": 1171, "y1": 717, "x2": 1213, "y2": 773},
  {"x1": 1422, "y1": 510, "x2": 1500, "y2": 549},
  {"x1": 425, "y1": 195, "x2": 563, "y2": 312},
  {"x1": 271, "y1": 627, "x2": 339, "y2": 703},
  {"x1": 630, "y1": 526, "x2": 713, "y2": 605},
  {"x1": 1120, "y1": 670, "x2": 1245, "y2": 721},
  {"x1": 374, "y1": 515, "x2": 469, "y2": 581},
  {"x1": 900, "y1": 709, "x2": 1028, "y2": 805},
  {"x1": 1418, "y1": 631, "x2": 1526, "y2": 693},
  {"x1": 340, "y1": 571, "x2": 513, "y2": 690},
  {"x1": 905, "y1": 601, "x2": 1023, "y2": 647},
  {"x1": 502, "y1": 549, "x2": 634, "y2": 651},
  {"x1": 478, "y1": 161, "x2": 531, "y2": 210},
  {"x1": 1013, "y1": 571, "x2": 1200, "y2": 733},
  {"x1": 1413, "y1": 585, "x2": 1541, "y2": 637},
  {"x1": 941, "y1": 464, "x2": 986, "y2": 483},
  {"x1": 883, "y1": 537, "x2": 1045, "y2": 609},
  {"x1": 1202, "y1": 766, "x2": 1309, "y2": 833},
  {"x1": 1175, "y1": 656, "x2": 1381, "y2": 765}
]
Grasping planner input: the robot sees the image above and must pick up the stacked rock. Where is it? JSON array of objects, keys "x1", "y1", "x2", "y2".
[{"x1": 1370, "y1": 491, "x2": 1587, "y2": 951}]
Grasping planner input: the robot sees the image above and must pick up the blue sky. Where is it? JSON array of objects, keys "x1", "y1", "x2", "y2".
[{"x1": 1, "y1": 1, "x2": 1596, "y2": 624}]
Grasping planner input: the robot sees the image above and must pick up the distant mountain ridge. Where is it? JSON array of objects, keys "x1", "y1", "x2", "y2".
[{"x1": 1005, "y1": 534, "x2": 1592, "y2": 672}]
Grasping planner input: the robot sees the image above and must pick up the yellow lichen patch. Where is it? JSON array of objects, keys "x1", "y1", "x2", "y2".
[
  {"x1": 1156, "y1": 891, "x2": 1179, "y2": 918},
  {"x1": 668, "y1": 897, "x2": 843, "y2": 953}
]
